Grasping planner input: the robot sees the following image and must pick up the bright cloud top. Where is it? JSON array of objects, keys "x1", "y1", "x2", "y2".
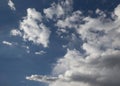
[
  {"x1": 26, "y1": 0, "x2": 120, "y2": 86},
  {"x1": 20, "y1": 8, "x2": 51, "y2": 47},
  {"x1": 8, "y1": 0, "x2": 16, "y2": 11}
]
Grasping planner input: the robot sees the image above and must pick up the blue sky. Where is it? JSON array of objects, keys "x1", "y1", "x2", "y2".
[{"x1": 0, "y1": 0, "x2": 120, "y2": 86}]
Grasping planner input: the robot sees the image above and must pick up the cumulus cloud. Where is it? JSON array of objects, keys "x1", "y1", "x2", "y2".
[
  {"x1": 43, "y1": 0, "x2": 73, "y2": 20},
  {"x1": 10, "y1": 0, "x2": 73, "y2": 48},
  {"x1": 2, "y1": 41, "x2": 12, "y2": 46},
  {"x1": 8, "y1": 0, "x2": 16, "y2": 11},
  {"x1": 19, "y1": 8, "x2": 51, "y2": 47},
  {"x1": 44, "y1": 3, "x2": 64, "y2": 19},
  {"x1": 26, "y1": 0, "x2": 120, "y2": 86},
  {"x1": 10, "y1": 8, "x2": 51, "y2": 47}
]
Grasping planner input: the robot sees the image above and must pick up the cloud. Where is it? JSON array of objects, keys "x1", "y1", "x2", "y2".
[
  {"x1": 10, "y1": 8, "x2": 51, "y2": 47},
  {"x1": 43, "y1": 0, "x2": 73, "y2": 20},
  {"x1": 10, "y1": 0, "x2": 73, "y2": 48},
  {"x1": 26, "y1": 75, "x2": 58, "y2": 83},
  {"x1": 51, "y1": 3, "x2": 120, "y2": 86},
  {"x1": 8, "y1": 0, "x2": 16, "y2": 11},
  {"x1": 10, "y1": 29, "x2": 22, "y2": 36},
  {"x1": 35, "y1": 50, "x2": 46, "y2": 55},
  {"x1": 114, "y1": 4, "x2": 120, "y2": 19},
  {"x1": 26, "y1": 1, "x2": 120, "y2": 86},
  {"x1": 43, "y1": 3, "x2": 64, "y2": 20},
  {"x1": 2, "y1": 41, "x2": 12, "y2": 46},
  {"x1": 19, "y1": 8, "x2": 51, "y2": 47}
]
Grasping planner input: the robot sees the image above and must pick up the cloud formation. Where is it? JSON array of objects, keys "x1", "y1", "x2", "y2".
[
  {"x1": 11, "y1": 8, "x2": 51, "y2": 47},
  {"x1": 20, "y1": 8, "x2": 51, "y2": 47},
  {"x1": 26, "y1": 75, "x2": 58, "y2": 83},
  {"x1": 8, "y1": 0, "x2": 16, "y2": 11},
  {"x1": 43, "y1": 0, "x2": 73, "y2": 20},
  {"x1": 26, "y1": 1, "x2": 120, "y2": 86}
]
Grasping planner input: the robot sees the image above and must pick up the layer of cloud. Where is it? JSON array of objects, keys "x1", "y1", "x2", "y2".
[
  {"x1": 44, "y1": 3, "x2": 64, "y2": 20},
  {"x1": 8, "y1": 0, "x2": 16, "y2": 11},
  {"x1": 26, "y1": 1, "x2": 120, "y2": 86},
  {"x1": 26, "y1": 75, "x2": 58, "y2": 83}
]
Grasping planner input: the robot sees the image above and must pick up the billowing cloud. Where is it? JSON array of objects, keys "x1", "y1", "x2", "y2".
[
  {"x1": 43, "y1": 0, "x2": 73, "y2": 20},
  {"x1": 11, "y1": 8, "x2": 51, "y2": 47},
  {"x1": 8, "y1": 0, "x2": 16, "y2": 11},
  {"x1": 114, "y1": 4, "x2": 120, "y2": 19},
  {"x1": 26, "y1": 1, "x2": 120, "y2": 86},
  {"x1": 43, "y1": 3, "x2": 64, "y2": 20},
  {"x1": 10, "y1": 0, "x2": 73, "y2": 48}
]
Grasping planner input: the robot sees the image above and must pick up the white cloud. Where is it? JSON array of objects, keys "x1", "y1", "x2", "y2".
[
  {"x1": 20, "y1": 8, "x2": 51, "y2": 47},
  {"x1": 26, "y1": 75, "x2": 58, "y2": 83},
  {"x1": 35, "y1": 50, "x2": 46, "y2": 55},
  {"x1": 8, "y1": 0, "x2": 16, "y2": 11},
  {"x1": 56, "y1": 11, "x2": 82, "y2": 29},
  {"x1": 44, "y1": 3, "x2": 64, "y2": 19},
  {"x1": 2, "y1": 41, "x2": 12, "y2": 46},
  {"x1": 10, "y1": 29, "x2": 22, "y2": 36},
  {"x1": 26, "y1": 2, "x2": 120, "y2": 86},
  {"x1": 43, "y1": 0, "x2": 73, "y2": 20}
]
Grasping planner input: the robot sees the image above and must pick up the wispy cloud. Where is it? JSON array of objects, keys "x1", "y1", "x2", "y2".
[
  {"x1": 2, "y1": 41, "x2": 12, "y2": 46},
  {"x1": 8, "y1": 0, "x2": 16, "y2": 11},
  {"x1": 35, "y1": 50, "x2": 46, "y2": 55}
]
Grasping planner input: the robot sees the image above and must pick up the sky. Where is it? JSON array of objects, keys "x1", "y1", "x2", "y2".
[{"x1": 0, "y1": 0, "x2": 120, "y2": 86}]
